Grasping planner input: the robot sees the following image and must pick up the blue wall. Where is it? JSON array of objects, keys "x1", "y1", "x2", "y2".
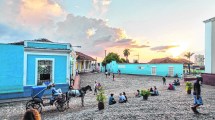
[
  {"x1": 0, "y1": 44, "x2": 24, "y2": 94},
  {"x1": 27, "y1": 42, "x2": 68, "y2": 49},
  {"x1": 104, "y1": 61, "x2": 183, "y2": 77},
  {"x1": 27, "y1": 55, "x2": 67, "y2": 85}
]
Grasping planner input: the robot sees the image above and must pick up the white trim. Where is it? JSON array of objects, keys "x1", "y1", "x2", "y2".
[
  {"x1": 151, "y1": 66, "x2": 157, "y2": 75},
  {"x1": 24, "y1": 51, "x2": 70, "y2": 86},
  {"x1": 25, "y1": 48, "x2": 71, "y2": 53},
  {"x1": 23, "y1": 52, "x2": 27, "y2": 86},
  {"x1": 25, "y1": 51, "x2": 69, "y2": 56},
  {"x1": 35, "y1": 58, "x2": 55, "y2": 85},
  {"x1": 168, "y1": 66, "x2": 174, "y2": 77},
  {"x1": 66, "y1": 54, "x2": 70, "y2": 83}
]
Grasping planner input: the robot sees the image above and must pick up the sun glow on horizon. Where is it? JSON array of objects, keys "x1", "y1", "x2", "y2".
[{"x1": 168, "y1": 42, "x2": 189, "y2": 58}]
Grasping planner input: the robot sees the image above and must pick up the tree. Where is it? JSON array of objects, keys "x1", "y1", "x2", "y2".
[
  {"x1": 184, "y1": 52, "x2": 194, "y2": 74},
  {"x1": 119, "y1": 58, "x2": 126, "y2": 63},
  {"x1": 123, "y1": 49, "x2": 130, "y2": 63},
  {"x1": 102, "y1": 52, "x2": 121, "y2": 66}
]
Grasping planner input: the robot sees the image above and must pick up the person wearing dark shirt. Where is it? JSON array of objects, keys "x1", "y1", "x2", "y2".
[
  {"x1": 123, "y1": 92, "x2": 127, "y2": 103},
  {"x1": 162, "y1": 77, "x2": 166, "y2": 85},
  {"x1": 191, "y1": 77, "x2": 203, "y2": 114},
  {"x1": 109, "y1": 94, "x2": 116, "y2": 105}
]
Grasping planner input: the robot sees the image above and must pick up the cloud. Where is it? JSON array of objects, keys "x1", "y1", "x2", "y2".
[
  {"x1": 89, "y1": 0, "x2": 111, "y2": 18},
  {"x1": 93, "y1": 37, "x2": 149, "y2": 48},
  {"x1": 0, "y1": 1, "x2": 147, "y2": 58},
  {"x1": 0, "y1": 0, "x2": 65, "y2": 31},
  {"x1": 151, "y1": 45, "x2": 179, "y2": 52}
]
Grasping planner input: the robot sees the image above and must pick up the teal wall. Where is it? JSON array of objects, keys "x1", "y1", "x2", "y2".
[
  {"x1": 27, "y1": 55, "x2": 67, "y2": 85},
  {"x1": 27, "y1": 42, "x2": 68, "y2": 49},
  {"x1": 0, "y1": 44, "x2": 24, "y2": 94},
  {"x1": 104, "y1": 61, "x2": 183, "y2": 77}
]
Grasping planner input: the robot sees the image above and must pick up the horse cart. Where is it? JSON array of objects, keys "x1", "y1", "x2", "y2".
[{"x1": 26, "y1": 85, "x2": 67, "y2": 113}]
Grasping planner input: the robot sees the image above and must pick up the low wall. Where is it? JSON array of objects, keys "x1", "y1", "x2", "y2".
[
  {"x1": 184, "y1": 77, "x2": 197, "y2": 81},
  {"x1": 201, "y1": 73, "x2": 215, "y2": 86}
]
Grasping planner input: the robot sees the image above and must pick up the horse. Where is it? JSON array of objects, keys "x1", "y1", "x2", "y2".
[{"x1": 66, "y1": 85, "x2": 92, "y2": 107}]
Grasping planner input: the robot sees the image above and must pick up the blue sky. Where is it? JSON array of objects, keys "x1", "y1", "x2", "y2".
[{"x1": 0, "y1": 0, "x2": 215, "y2": 62}]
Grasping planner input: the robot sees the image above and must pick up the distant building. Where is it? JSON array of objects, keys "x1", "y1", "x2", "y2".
[
  {"x1": 204, "y1": 17, "x2": 215, "y2": 74},
  {"x1": 194, "y1": 54, "x2": 204, "y2": 66},
  {"x1": 148, "y1": 57, "x2": 193, "y2": 74},
  {"x1": 201, "y1": 17, "x2": 215, "y2": 86},
  {"x1": 75, "y1": 51, "x2": 96, "y2": 73},
  {"x1": 103, "y1": 59, "x2": 183, "y2": 78}
]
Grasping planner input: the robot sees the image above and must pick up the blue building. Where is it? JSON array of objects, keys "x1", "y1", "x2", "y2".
[
  {"x1": 103, "y1": 60, "x2": 183, "y2": 77},
  {"x1": 0, "y1": 39, "x2": 72, "y2": 99}
]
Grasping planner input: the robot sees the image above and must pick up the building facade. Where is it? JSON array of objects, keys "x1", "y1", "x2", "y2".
[
  {"x1": 76, "y1": 52, "x2": 96, "y2": 73},
  {"x1": 0, "y1": 39, "x2": 72, "y2": 99},
  {"x1": 202, "y1": 17, "x2": 215, "y2": 86},
  {"x1": 204, "y1": 17, "x2": 215, "y2": 74},
  {"x1": 194, "y1": 54, "x2": 204, "y2": 66},
  {"x1": 103, "y1": 61, "x2": 183, "y2": 77}
]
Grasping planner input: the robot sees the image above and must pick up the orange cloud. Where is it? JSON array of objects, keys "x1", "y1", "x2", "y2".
[{"x1": 18, "y1": 0, "x2": 64, "y2": 26}]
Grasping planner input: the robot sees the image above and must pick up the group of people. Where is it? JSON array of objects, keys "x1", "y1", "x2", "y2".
[
  {"x1": 105, "y1": 69, "x2": 115, "y2": 81},
  {"x1": 104, "y1": 69, "x2": 121, "y2": 80},
  {"x1": 149, "y1": 86, "x2": 159, "y2": 96},
  {"x1": 173, "y1": 79, "x2": 180, "y2": 86},
  {"x1": 109, "y1": 92, "x2": 127, "y2": 105},
  {"x1": 167, "y1": 79, "x2": 180, "y2": 90}
]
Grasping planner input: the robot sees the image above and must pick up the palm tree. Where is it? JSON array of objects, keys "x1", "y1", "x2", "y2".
[
  {"x1": 123, "y1": 49, "x2": 130, "y2": 63},
  {"x1": 184, "y1": 52, "x2": 194, "y2": 74}
]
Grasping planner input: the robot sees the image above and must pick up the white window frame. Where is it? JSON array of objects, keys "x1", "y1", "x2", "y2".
[
  {"x1": 151, "y1": 66, "x2": 156, "y2": 75},
  {"x1": 35, "y1": 58, "x2": 55, "y2": 85},
  {"x1": 168, "y1": 66, "x2": 174, "y2": 77}
]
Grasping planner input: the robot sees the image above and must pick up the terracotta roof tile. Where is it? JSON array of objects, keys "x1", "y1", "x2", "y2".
[
  {"x1": 76, "y1": 51, "x2": 96, "y2": 61},
  {"x1": 148, "y1": 57, "x2": 193, "y2": 64}
]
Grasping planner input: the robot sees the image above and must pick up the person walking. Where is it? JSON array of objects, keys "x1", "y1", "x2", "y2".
[
  {"x1": 105, "y1": 69, "x2": 108, "y2": 78},
  {"x1": 191, "y1": 77, "x2": 203, "y2": 114},
  {"x1": 162, "y1": 77, "x2": 166, "y2": 85},
  {"x1": 113, "y1": 73, "x2": 115, "y2": 81}
]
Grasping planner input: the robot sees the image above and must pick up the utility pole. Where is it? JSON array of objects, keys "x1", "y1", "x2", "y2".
[
  {"x1": 134, "y1": 53, "x2": 140, "y2": 63},
  {"x1": 105, "y1": 50, "x2": 107, "y2": 71}
]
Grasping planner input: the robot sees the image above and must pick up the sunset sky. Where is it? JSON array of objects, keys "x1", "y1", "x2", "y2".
[{"x1": 1, "y1": 0, "x2": 215, "y2": 62}]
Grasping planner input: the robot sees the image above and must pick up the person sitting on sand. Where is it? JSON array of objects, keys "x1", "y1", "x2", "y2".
[
  {"x1": 109, "y1": 93, "x2": 116, "y2": 105},
  {"x1": 119, "y1": 93, "x2": 126, "y2": 103},
  {"x1": 151, "y1": 86, "x2": 159, "y2": 96},
  {"x1": 149, "y1": 87, "x2": 154, "y2": 94},
  {"x1": 123, "y1": 92, "x2": 128, "y2": 103},
  {"x1": 168, "y1": 84, "x2": 175, "y2": 90},
  {"x1": 135, "y1": 90, "x2": 141, "y2": 97}
]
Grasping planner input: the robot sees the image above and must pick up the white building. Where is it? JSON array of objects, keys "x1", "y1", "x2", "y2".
[
  {"x1": 194, "y1": 54, "x2": 204, "y2": 66},
  {"x1": 204, "y1": 17, "x2": 215, "y2": 74}
]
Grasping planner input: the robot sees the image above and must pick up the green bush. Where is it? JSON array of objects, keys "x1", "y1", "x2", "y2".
[
  {"x1": 185, "y1": 82, "x2": 193, "y2": 91},
  {"x1": 96, "y1": 87, "x2": 106, "y2": 103},
  {"x1": 140, "y1": 89, "x2": 151, "y2": 96}
]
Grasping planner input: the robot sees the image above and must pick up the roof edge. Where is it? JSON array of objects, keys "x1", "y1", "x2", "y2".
[{"x1": 203, "y1": 17, "x2": 215, "y2": 23}]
